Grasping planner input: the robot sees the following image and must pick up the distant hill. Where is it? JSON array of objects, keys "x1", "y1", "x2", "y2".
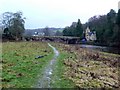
[
  {"x1": 0, "y1": 27, "x2": 64, "y2": 37},
  {"x1": 24, "y1": 28, "x2": 64, "y2": 36}
]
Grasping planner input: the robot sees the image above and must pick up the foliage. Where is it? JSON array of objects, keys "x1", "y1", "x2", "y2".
[
  {"x1": 63, "y1": 26, "x2": 74, "y2": 36},
  {"x1": 63, "y1": 19, "x2": 83, "y2": 38},
  {"x1": 116, "y1": 9, "x2": 120, "y2": 27},
  {"x1": 2, "y1": 11, "x2": 25, "y2": 40},
  {"x1": 114, "y1": 9, "x2": 120, "y2": 46},
  {"x1": 75, "y1": 19, "x2": 83, "y2": 37},
  {"x1": 55, "y1": 30, "x2": 63, "y2": 36},
  {"x1": 2, "y1": 12, "x2": 13, "y2": 28},
  {"x1": 84, "y1": 9, "x2": 120, "y2": 47},
  {"x1": 63, "y1": 9, "x2": 119, "y2": 47}
]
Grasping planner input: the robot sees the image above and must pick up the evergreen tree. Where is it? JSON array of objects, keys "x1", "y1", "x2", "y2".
[
  {"x1": 76, "y1": 19, "x2": 83, "y2": 37},
  {"x1": 105, "y1": 9, "x2": 116, "y2": 44},
  {"x1": 113, "y1": 9, "x2": 120, "y2": 47},
  {"x1": 116, "y1": 9, "x2": 120, "y2": 27}
]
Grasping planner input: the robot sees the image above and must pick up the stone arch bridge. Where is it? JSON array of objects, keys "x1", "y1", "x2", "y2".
[{"x1": 24, "y1": 36, "x2": 80, "y2": 44}]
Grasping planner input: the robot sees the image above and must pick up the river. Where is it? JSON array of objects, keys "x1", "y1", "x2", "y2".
[{"x1": 78, "y1": 44, "x2": 120, "y2": 55}]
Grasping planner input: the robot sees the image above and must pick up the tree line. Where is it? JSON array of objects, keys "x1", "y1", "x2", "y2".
[
  {"x1": 1, "y1": 12, "x2": 62, "y2": 40},
  {"x1": 63, "y1": 19, "x2": 83, "y2": 38},
  {"x1": 62, "y1": 9, "x2": 120, "y2": 47},
  {"x1": 85, "y1": 9, "x2": 120, "y2": 47}
]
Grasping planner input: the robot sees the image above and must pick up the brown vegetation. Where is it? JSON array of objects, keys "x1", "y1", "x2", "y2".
[{"x1": 57, "y1": 43, "x2": 120, "y2": 88}]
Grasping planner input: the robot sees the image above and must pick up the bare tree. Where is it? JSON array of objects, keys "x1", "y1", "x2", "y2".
[
  {"x1": 43, "y1": 26, "x2": 50, "y2": 36},
  {"x1": 2, "y1": 11, "x2": 25, "y2": 40}
]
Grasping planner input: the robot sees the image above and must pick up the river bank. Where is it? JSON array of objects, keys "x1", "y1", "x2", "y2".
[
  {"x1": 79, "y1": 41, "x2": 120, "y2": 54},
  {"x1": 76, "y1": 44, "x2": 120, "y2": 55}
]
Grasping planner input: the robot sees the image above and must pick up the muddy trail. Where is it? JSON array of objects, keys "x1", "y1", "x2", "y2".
[{"x1": 36, "y1": 43, "x2": 59, "y2": 88}]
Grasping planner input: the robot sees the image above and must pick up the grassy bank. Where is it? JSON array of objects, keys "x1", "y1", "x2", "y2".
[
  {"x1": 51, "y1": 43, "x2": 120, "y2": 88},
  {"x1": 1, "y1": 42, "x2": 54, "y2": 88}
]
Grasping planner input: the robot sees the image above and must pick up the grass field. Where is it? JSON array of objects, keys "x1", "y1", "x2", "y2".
[
  {"x1": 1, "y1": 41, "x2": 120, "y2": 88},
  {"x1": 50, "y1": 43, "x2": 120, "y2": 88},
  {"x1": 1, "y1": 42, "x2": 53, "y2": 88},
  {"x1": 50, "y1": 43, "x2": 76, "y2": 88}
]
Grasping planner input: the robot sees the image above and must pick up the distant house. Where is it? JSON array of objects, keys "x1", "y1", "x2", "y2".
[
  {"x1": 32, "y1": 32, "x2": 39, "y2": 36},
  {"x1": 32, "y1": 32, "x2": 45, "y2": 36},
  {"x1": 84, "y1": 27, "x2": 96, "y2": 41}
]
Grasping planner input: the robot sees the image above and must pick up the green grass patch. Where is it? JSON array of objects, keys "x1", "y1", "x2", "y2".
[
  {"x1": 50, "y1": 43, "x2": 75, "y2": 88},
  {"x1": 2, "y1": 42, "x2": 54, "y2": 88}
]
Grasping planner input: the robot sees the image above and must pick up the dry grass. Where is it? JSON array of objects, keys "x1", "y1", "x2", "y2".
[{"x1": 56, "y1": 43, "x2": 120, "y2": 88}]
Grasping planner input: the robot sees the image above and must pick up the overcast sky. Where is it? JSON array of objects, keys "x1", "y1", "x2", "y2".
[{"x1": 0, "y1": 0, "x2": 119, "y2": 29}]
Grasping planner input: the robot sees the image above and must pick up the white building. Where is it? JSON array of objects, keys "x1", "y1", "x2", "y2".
[{"x1": 85, "y1": 27, "x2": 96, "y2": 41}]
